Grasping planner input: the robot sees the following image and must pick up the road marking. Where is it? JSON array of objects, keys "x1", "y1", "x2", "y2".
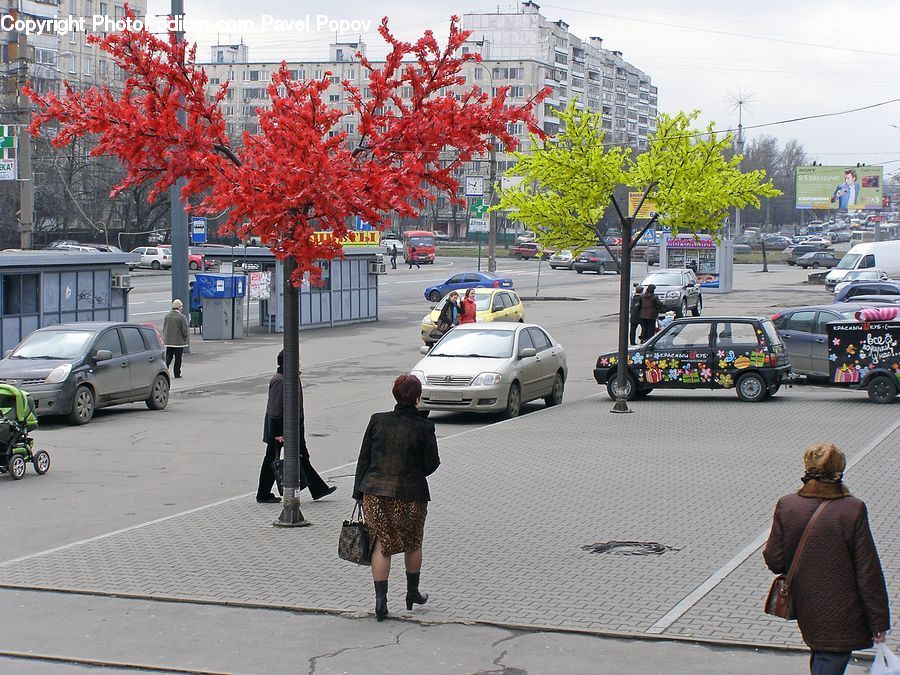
[
  {"x1": 645, "y1": 414, "x2": 900, "y2": 635},
  {"x1": 0, "y1": 400, "x2": 583, "y2": 568}
]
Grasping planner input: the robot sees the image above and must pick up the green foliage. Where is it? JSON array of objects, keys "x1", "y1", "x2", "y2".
[{"x1": 495, "y1": 103, "x2": 781, "y2": 248}]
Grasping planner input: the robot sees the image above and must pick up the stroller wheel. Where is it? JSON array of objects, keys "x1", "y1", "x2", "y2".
[
  {"x1": 8, "y1": 454, "x2": 26, "y2": 480},
  {"x1": 33, "y1": 450, "x2": 50, "y2": 475}
]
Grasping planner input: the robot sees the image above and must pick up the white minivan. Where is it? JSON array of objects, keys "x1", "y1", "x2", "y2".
[{"x1": 825, "y1": 241, "x2": 900, "y2": 291}]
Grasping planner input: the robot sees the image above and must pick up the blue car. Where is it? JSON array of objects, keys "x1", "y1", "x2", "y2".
[
  {"x1": 424, "y1": 272, "x2": 514, "y2": 302},
  {"x1": 833, "y1": 280, "x2": 900, "y2": 304}
]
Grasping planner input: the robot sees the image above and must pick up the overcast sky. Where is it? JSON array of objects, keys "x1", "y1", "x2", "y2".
[{"x1": 147, "y1": 0, "x2": 900, "y2": 173}]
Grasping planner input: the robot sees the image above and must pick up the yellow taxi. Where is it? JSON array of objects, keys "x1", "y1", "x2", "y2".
[{"x1": 421, "y1": 287, "x2": 525, "y2": 345}]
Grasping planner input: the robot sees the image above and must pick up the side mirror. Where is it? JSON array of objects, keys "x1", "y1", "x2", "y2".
[
  {"x1": 419, "y1": 345, "x2": 430, "y2": 355},
  {"x1": 687, "y1": 280, "x2": 696, "y2": 287},
  {"x1": 519, "y1": 347, "x2": 537, "y2": 359},
  {"x1": 492, "y1": 305, "x2": 503, "y2": 312},
  {"x1": 2, "y1": 349, "x2": 11, "y2": 359},
  {"x1": 94, "y1": 349, "x2": 113, "y2": 362}
]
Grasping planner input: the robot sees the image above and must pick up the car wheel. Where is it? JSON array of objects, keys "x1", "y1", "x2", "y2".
[
  {"x1": 146, "y1": 374, "x2": 170, "y2": 410},
  {"x1": 767, "y1": 382, "x2": 781, "y2": 398},
  {"x1": 812, "y1": 262, "x2": 820, "y2": 269},
  {"x1": 504, "y1": 382, "x2": 522, "y2": 418},
  {"x1": 514, "y1": 253, "x2": 523, "y2": 260},
  {"x1": 678, "y1": 299, "x2": 688, "y2": 318},
  {"x1": 866, "y1": 375, "x2": 898, "y2": 404},
  {"x1": 800, "y1": 265, "x2": 808, "y2": 269},
  {"x1": 68, "y1": 385, "x2": 95, "y2": 425},
  {"x1": 151, "y1": 260, "x2": 161, "y2": 270},
  {"x1": 189, "y1": 261, "x2": 199, "y2": 270},
  {"x1": 7, "y1": 453, "x2": 26, "y2": 480},
  {"x1": 606, "y1": 372, "x2": 637, "y2": 401},
  {"x1": 735, "y1": 372, "x2": 767, "y2": 402},
  {"x1": 691, "y1": 296, "x2": 702, "y2": 316},
  {"x1": 428, "y1": 290, "x2": 442, "y2": 302},
  {"x1": 576, "y1": 269, "x2": 584, "y2": 274},
  {"x1": 545, "y1": 372, "x2": 564, "y2": 407},
  {"x1": 787, "y1": 261, "x2": 795, "y2": 266},
  {"x1": 32, "y1": 450, "x2": 50, "y2": 475},
  {"x1": 636, "y1": 387, "x2": 653, "y2": 399}
]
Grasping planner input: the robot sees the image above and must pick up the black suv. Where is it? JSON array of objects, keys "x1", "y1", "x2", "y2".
[
  {"x1": 593, "y1": 316, "x2": 791, "y2": 402},
  {"x1": 638, "y1": 268, "x2": 702, "y2": 317}
]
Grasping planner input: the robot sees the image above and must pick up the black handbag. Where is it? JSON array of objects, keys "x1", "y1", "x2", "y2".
[
  {"x1": 338, "y1": 502, "x2": 372, "y2": 566},
  {"x1": 271, "y1": 458, "x2": 284, "y2": 496}
]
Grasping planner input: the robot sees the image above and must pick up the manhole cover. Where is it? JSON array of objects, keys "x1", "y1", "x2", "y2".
[{"x1": 581, "y1": 541, "x2": 678, "y2": 556}]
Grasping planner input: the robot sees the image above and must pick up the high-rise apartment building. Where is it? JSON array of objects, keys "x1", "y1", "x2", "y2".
[{"x1": 200, "y1": 2, "x2": 656, "y2": 235}]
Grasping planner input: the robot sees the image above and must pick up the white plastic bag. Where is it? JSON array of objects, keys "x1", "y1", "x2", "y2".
[{"x1": 871, "y1": 643, "x2": 900, "y2": 675}]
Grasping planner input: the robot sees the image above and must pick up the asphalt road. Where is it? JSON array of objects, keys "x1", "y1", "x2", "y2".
[{"x1": 1, "y1": 259, "x2": 834, "y2": 562}]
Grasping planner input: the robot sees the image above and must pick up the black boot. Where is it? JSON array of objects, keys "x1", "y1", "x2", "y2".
[
  {"x1": 405, "y1": 572, "x2": 428, "y2": 611},
  {"x1": 374, "y1": 580, "x2": 388, "y2": 621}
]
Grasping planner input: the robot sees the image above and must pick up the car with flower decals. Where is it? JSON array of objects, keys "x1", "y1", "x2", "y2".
[
  {"x1": 826, "y1": 310, "x2": 899, "y2": 404},
  {"x1": 593, "y1": 316, "x2": 791, "y2": 402}
]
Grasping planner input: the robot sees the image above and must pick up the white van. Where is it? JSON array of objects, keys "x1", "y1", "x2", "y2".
[{"x1": 825, "y1": 241, "x2": 900, "y2": 291}]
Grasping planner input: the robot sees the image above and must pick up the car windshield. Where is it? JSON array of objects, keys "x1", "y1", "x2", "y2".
[
  {"x1": 429, "y1": 329, "x2": 514, "y2": 358},
  {"x1": 835, "y1": 253, "x2": 860, "y2": 269},
  {"x1": 11, "y1": 330, "x2": 94, "y2": 359},
  {"x1": 642, "y1": 272, "x2": 682, "y2": 286},
  {"x1": 408, "y1": 236, "x2": 433, "y2": 247}
]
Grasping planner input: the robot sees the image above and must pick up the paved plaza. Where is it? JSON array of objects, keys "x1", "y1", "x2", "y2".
[{"x1": 0, "y1": 384, "x2": 896, "y2": 672}]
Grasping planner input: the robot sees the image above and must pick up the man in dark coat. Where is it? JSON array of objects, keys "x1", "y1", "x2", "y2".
[
  {"x1": 638, "y1": 284, "x2": 663, "y2": 343},
  {"x1": 764, "y1": 443, "x2": 889, "y2": 674},
  {"x1": 390, "y1": 245, "x2": 398, "y2": 270},
  {"x1": 257, "y1": 351, "x2": 337, "y2": 503},
  {"x1": 629, "y1": 285, "x2": 643, "y2": 345}
]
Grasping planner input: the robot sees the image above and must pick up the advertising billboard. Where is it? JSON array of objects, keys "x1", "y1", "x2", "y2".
[{"x1": 795, "y1": 165, "x2": 883, "y2": 210}]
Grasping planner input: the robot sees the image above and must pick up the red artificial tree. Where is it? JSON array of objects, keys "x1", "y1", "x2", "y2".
[{"x1": 26, "y1": 10, "x2": 547, "y2": 525}]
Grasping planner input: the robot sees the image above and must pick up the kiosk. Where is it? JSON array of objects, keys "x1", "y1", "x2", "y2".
[{"x1": 193, "y1": 273, "x2": 246, "y2": 340}]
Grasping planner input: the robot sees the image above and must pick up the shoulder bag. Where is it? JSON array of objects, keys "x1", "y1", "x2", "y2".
[
  {"x1": 764, "y1": 500, "x2": 830, "y2": 619},
  {"x1": 338, "y1": 501, "x2": 372, "y2": 566}
]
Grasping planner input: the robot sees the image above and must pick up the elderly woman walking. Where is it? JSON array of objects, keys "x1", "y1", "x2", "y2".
[
  {"x1": 763, "y1": 443, "x2": 890, "y2": 675},
  {"x1": 353, "y1": 375, "x2": 440, "y2": 621}
]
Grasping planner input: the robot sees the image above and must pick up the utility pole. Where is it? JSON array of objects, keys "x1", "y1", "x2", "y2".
[
  {"x1": 169, "y1": 0, "x2": 190, "y2": 327},
  {"x1": 487, "y1": 138, "x2": 497, "y2": 272},
  {"x1": 16, "y1": 24, "x2": 33, "y2": 249}
]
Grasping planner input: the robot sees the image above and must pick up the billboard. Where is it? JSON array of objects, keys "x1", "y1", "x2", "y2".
[{"x1": 795, "y1": 165, "x2": 883, "y2": 210}]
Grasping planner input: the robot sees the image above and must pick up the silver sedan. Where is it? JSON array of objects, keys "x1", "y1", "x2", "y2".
[{"x1": 411, "y1": 323, "x2": 566, "y2": 417}]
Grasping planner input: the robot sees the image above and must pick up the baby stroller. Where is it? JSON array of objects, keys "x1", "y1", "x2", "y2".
[{"x1": 0, "y1": 384, "x2": 47, "y2": 480}]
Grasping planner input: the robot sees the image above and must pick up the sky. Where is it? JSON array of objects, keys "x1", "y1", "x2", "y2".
[{"x1": 146, "y1": 0, "x2": 900, "y2": 174}]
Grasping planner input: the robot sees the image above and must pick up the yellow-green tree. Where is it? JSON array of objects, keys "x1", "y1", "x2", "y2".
[{"x1": 496, "y1": 102, "x2": 780, "y2": 411}]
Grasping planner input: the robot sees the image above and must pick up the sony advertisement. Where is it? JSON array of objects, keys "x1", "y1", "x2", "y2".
[{"x1": 795, "y1": 165, "x2": 884, "y2": 210}]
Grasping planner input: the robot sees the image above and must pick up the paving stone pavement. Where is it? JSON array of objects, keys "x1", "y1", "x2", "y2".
[{"x1": 0, "y1": 387, "x2": 897, "y2": 653}]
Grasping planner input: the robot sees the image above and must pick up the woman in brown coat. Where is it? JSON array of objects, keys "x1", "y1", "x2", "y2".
[
  {"x1": 353, "y1": 375, "x2": 440, "y2": 621},
  {"x1": 763, "y1": 443, "x2": 890, "y2": 675}
]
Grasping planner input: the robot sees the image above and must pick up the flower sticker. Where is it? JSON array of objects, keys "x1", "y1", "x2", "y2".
[
  {"x1": 668, "y1": 368, "x2": 679, "y2": 379},
  {"x1": 832, "y1": 338, "x2": 840, "y2": 347},
  {"x1": 829, "y1": 353, "x2": 837, "y2": 362},
  {"x1": 718, "y1": 359, "x2": 727, "y2": 369},
  {"x1": 632, "y1": 353, "x2": 644, "y2": 364}
]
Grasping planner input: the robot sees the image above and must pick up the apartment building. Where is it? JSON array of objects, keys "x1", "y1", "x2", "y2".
[{"x1": 201, "y1": 2, "x2": 656, "y2": 235}]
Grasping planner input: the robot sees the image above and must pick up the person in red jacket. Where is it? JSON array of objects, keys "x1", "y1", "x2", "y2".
[
  {"x1": 763, "y1": 443, "x2": 889, "y2": 675},
  {"x1": 458, "y1": 288, "x2": 477, "y2": 324}
]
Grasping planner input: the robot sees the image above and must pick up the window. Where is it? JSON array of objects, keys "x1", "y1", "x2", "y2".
[
  {"x1": 653, "y1": 322, "x2": 710, "y2": 350},
  {"x1": 715, "y1": 322, "x2": 760, "y2": 348},
  {"x1": 813, "y1": 312, "x2": 841, "y2": 334},
  {"x1": 95, "y1": 329, "x2": 123, "y2": 357},
  {"x1": 785, "y1": 311, "x2": 815, "y2": 334},
  {"x1": 517, "y1": 329, "x2": 534, "y2": 352},
  {"x1": 329, "y1": 94, "x2": 340, "y2": 102},
  {"x1": 474, "y1": 67, "x2": 483, "y2": 81},
  {"x1": 217, "y1": 51, "x2": 224, "y2": 63},
  {"x1": 508, "y1": 67, "x2": 524, "y2": 79},
  {"x1": 121, "y1": 327, "x2": 147, "y2": 354},
  {"x1": 860, "y1": 254, "x2": 876, "y2": 269},
  {"x1": 509, "y1": 85, "x2": 524, "y2": 98},
  {"x1": 500, "y1": 293, "x2": 514, "y2": 309},
  {"x1": 528, "y1": 328, "x2": 552, "y2": 352},
  {"x1": 2, "y1": 273, "x2": 39, "y2": 316}
]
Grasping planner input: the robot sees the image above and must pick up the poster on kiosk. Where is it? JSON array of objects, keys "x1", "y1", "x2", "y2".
[{"x1": 662, "y1": 236, "x2": 720, "y2": 288}]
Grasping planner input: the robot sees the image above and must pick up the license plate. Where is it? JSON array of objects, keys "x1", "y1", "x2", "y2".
[{"x1": 430, "y1": 390, "x2": 463, "y2": 402}]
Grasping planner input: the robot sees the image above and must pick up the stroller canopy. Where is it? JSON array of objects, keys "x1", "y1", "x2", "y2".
[{"x1": 0, "y1": 384, "x2": 38, "y2": 430}]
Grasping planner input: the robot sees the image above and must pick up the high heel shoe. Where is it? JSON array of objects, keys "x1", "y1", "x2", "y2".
[
  {"x1": 374, "y1": 580, "x2": 388, "y2": 621},
  {"x1": 405, "y1": 572, "x2": 428, "y2": 611}
]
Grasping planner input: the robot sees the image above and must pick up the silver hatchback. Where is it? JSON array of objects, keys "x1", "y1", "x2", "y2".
[
  {"x1": 0, "y1": 322, "x2": 170, "y2": 425},
  {"x1": 412, "y1": 323, "x2": 566, "y2": 418}
]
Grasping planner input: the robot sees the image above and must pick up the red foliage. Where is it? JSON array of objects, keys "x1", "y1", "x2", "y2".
[{"x1": 25, "y1": 9, "x2": 547, "y2": 283}]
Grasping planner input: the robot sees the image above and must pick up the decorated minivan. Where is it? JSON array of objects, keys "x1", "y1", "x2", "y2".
[{"x1": 593, "y1": 317, "x2": 791, "y2": 402}]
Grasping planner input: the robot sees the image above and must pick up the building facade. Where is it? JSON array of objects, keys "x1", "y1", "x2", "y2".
[{"x1": 200, "y1": 1, "x2": 656, "y2": 237}]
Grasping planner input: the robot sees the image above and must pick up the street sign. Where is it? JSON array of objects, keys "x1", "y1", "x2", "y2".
[
  {"x1": 470, "y1": 198, "x2": 488, "y2": 216},
  {"x1": 628, "y1": 191, "x2": 658, "y2": 219},
  {"x1": 469, "y1": 218, "x2": 489, "y2": 233},
  {"x1": 355, "y1": 215, "x2": 372, "y2": 230},
  {"x1": 638, "y1": 228, "x2": 657, "y2": 245},
  {"x1": 0, "y1": 159, "x2": 15, "y2": 181},
  {"x1": 464, "y1": 175, "x2": 485, "y2": 197},
  {"x1": 191, "y1": 216, "x2": 207, "y2": 244},
  {"x1": 0, "y1": 126, "x2": 16, "y2": 181}
]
